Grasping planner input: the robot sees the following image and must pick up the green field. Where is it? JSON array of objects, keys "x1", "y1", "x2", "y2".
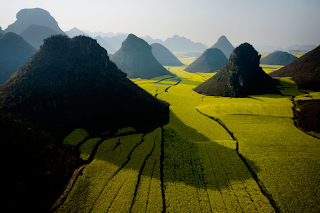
[{"x1": 56, "y1": 57, "x2": 320, "y2": 212}]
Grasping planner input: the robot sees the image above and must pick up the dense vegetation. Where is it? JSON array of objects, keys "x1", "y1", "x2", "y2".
[
  {"x1": 0, "y1": 35, "x2": 169, "y2": 134},
  {"x1": 0, "y1": 32, "x2": 36, "y2": 84},
  {"x1": 194, "y1": 43, "x2": 279, "y2": 97},
  {"x1": 185, "y1": 48, "x2": 228, "y2": 73}
]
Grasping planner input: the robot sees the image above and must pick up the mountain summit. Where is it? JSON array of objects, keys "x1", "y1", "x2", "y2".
[
  {"x1": 5, "y1": 8, "x2": 65, "y2": 35},
  {"x1": 185, "y1": 48, "x2": 228, "y2": 73},
  {"x1": 0, "y1": 35, "x2": 169, "y2": 132},
  {"x1": 111, "y1": 34, "x2": 173, "y2": 79},
  {"x1": 194, "y1": 43, "x2": 278, "y2": 97},
  {"x1": 211, "y1": 35, "x2": 235, "y2": 58}
]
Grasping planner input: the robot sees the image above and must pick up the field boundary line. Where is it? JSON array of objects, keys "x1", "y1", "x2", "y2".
[{"x1": 195, "y1": 108, "x2": 281, "y2": 213}]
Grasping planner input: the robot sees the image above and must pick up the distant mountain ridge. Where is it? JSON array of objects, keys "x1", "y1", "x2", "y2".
[
  {"x1": 20, "y1": 24, "x2": 60, "y2": 49},
  {"x1": 151, "y1": 43, "x2": 184, "y2": 66},
  {"x1": 65, "y1": 27, "x2": 89, "y2": 38},
  {"x1": 94, "y1": 35, "x2": 116, "y2": 54},
  {"x1": 211, "y1": 35, "x2": 234, "y2": 58},
  {"x1": 5, "y1": 8, "x2": 65, "y2": 35},
  {"x1": 163, "y1": 35, "x2": 207, "y2": 53},
  {"x1": 111, "y1": 34, "x2": 173, "y2": 79},
  {"x1": 0, "y1": 32, "x2": 36, "y2": 84}
]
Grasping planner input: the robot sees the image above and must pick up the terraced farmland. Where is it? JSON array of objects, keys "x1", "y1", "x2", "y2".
[{"x1": 55, "y1": 58, "x2": 320, "y2": 212}]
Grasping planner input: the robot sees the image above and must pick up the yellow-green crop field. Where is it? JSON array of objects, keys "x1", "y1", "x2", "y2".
[{"x1": 56, "y1": 57, "x2": 320, "y2": 212}]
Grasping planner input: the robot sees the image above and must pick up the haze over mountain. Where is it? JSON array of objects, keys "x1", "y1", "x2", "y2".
[
  {"x1": 65, "y1": 27, "x2": 89, "y2": 38},
  {"x1": 4, "y1": 8, "x2": 65, "y2": 35},
  {"x1": 20, "y1": 24, "x2": 60, "y2": 49},
  {"x1": 0, "y1": 35, "x2": 169, "y2": 132},
  {"x1": 0, "y1": 27, "x2": 4, "y2": 34},
  {"x1": 163, "y1": 35, "x2": 207, "y2": 53},
  {"x1": 260, "y1": 51, "x2": 298, "y2": 66},
  {"x1": 111, "y1": 34, "x2": 173, "y2": 79},
  {"x1": 286, "y1": 45, "x2": 317, "y2": 52},
  {"x1": 254, "y1": 45, "x2": 284, "y2": 53},
  {"x1": 185, "y1": 48, "x2": 228, "y2": 73},
  {"x1": 142, "y1": 35, "x2": 164, "y2": 45},
  {"x1": 211, "y1": 35, "x2": 235, "y2": 58},
  {"x1": 102, "y1": 35, "x2": 125, "y2": 51},
  {"x1": 194, "y1": 43, "x2": 278, "y2": 97},
  {"x1": 94, "y1": 35, "x2": 116, "y2": 54},
  {"x1": 0, "y1": 32, "x2": 36, "y2": 84},
  {"x1": 151, "y1": 43, "x2": 183, "y2": 66},
  {"x1": 270, "y1": 45, "x2": 320, "y2": 91}
]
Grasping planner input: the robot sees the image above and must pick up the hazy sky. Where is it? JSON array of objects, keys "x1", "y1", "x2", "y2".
[{"x1": 1, "y1": 0, "x2": 320, "y2": 48}]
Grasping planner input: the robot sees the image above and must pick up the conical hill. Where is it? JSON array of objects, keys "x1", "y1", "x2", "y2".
[
  {"x1": 194, "y1": 43, "x2": 278, "y2": 97},
  {"x1": 111, "y1": 34, "x2": 173, "y2": 79},
  {"x1": 151, "y1": 43, "x2": 183, "y2": 66},
  {"x1": 270, "y1": 45, "x2": 320, "y2": 91},
  {"x1": 260, "y1": 51, "x2": 297, "y2": 65},
  {"x1": 0, "y1": 35, "x2": 169, "y2": 132},
  {"x1": 211, "y1": 35, "x2": 235, "y2": 58},
  {"x1": 185, "y1": 48, "x2": 228, "y2": 73}
]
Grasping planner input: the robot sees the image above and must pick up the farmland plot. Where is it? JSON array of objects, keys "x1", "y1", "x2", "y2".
[
  {"x1": 57, "y1": 128, "x2": 163, "y2": 213},
  {"x1": 138, "y1": 72, "x2": 275, "y2": 212},
  {"x1": 196, "y1": 89, "x2": 320, "y2": 212}
]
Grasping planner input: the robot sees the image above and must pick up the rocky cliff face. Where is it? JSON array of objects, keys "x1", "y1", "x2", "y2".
[
  {"x1": 194, "y1": 43, "x2": 278, "y2": 97},
  {"x1": 111, "y1": 34, "x2": 174, "y2": 79},
  {"x1": 0, "y1": 35, "x2": 169, "y2": 133}
]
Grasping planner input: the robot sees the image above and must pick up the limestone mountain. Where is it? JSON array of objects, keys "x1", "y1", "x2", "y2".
[
  {"x1": 111, "y1": 34, "x2": 173, "y2": 79},
  {"x1": 194, "y1": 43, "x2": 278, "y2": 97},
  {"x1": 65, "y1": 27, "x2": 89, "y2": 38},
  {"x1": 211, "y1": 35, "x2": 235, "y2": 58},
  {"x1": 0, "y1": 35, "x2": 169, "y2": 132},
  {"x1": 151, "y1": 43, "x2": 184, "y2": 66},
  {"x1": 270, "y1": 45, "x2": 320, "y2": 91},
  {"x1": 0, "y1": 32, "x2": 36, "y2": 84},
  {"x1": 163, "y1": 35, "x2": 207, "y2": 53},
  {"x1": 260, "y1": 51, "x2": 298, "y2": 65},
  {"x1": 94, "y1": 35, "x2": 116, "y2": 54},
  {"x1": 0, "y1": 26, "x2": 4, "y2": 34},
  {"x1": 4, "y1": 8, "x2": 65, "y2": 35},
  {"x1": 185, "y1": 48, "x2": 228, "y2": 73},
  {"x1": 20, "y1": 24, "x2": 60, "y2": 49},
  {"x1": 142, "y1": 35, "x2": 164, "y2": 45}
]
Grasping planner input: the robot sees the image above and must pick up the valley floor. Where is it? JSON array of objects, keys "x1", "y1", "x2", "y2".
[{"x1": 55, "y1": 60, "x2": 320, "y2": 213}]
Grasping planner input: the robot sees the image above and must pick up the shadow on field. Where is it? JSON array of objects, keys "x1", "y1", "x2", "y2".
[{"x1": 162, "y1": 110, "x2": 261, "y2": 191}]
